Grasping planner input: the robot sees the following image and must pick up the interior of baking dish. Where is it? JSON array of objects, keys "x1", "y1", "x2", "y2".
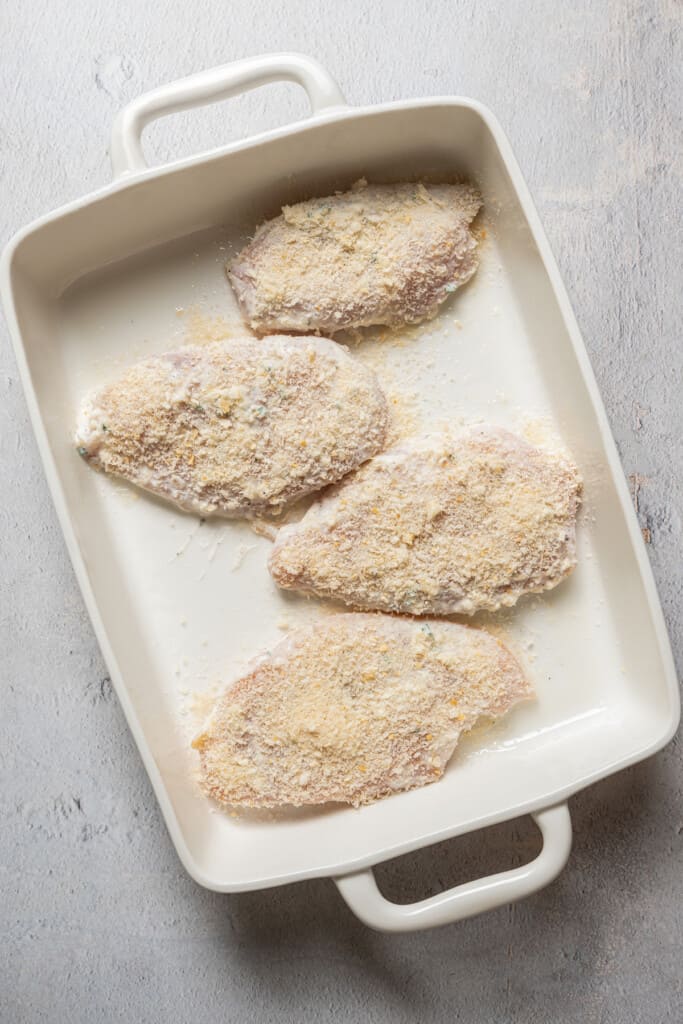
[{"x1": 5, "y1": 101, "x2": 677, "y2": 890}]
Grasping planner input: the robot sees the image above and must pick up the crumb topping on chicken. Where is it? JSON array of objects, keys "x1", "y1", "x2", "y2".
[
  {"x1": 270, "y1": 427, "x2": 582, "y2": 614},
  {"x1": 193, "y1": 613, "x2": 531, "y2": 808},
  {"x1": 228, "y1": 180, "x2": 482, "y2": 335},
  {"x1": 75, "y1": 335, "x2": 388, "y2": 517}
]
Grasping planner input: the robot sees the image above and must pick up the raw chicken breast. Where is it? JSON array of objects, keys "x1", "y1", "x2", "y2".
[
  {"x1": 228, "y1": 179, "x2": 482, "y2": 335},
  {"x1": 269, "y1": 427, "x2": 582, "y2": 614},
  {"x1": 75, "y1": 335, "x2": 388, "y2": 518},
  {"x1": 193, "y1": 613, "x2": 531, "y2": 809}
]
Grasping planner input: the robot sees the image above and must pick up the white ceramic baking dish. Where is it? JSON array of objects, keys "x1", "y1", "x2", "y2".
[{"x1": 2, "y1": 53, "x2": 679, "y2": 932}]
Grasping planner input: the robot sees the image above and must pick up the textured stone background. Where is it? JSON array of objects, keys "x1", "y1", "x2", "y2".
[{"x1": 1, "y1": 2, "x2": 681, "y2": 1021}]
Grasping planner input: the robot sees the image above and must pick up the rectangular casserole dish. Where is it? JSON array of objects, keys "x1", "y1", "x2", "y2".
[{"x1": 2, "y1": 53, "x2": 678, "y2": 932}]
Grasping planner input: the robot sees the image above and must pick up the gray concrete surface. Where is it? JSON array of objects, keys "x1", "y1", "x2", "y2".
[{"x1": 1, "y1": 1, "x2": 681, "y2": 1021}]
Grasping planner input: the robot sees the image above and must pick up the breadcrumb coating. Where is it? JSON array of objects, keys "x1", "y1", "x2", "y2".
[
  {"x1": 75, "y1": 335, "x2": 388, "y2": 517},
  {"x1": 228, "y1": 180, "x2": 482, "y2": 335},
  {"x1": 193, "y1": 613, "x2": 531, "y2": 808},
  {"x1": 269, "y1": 427, "x2": 582, "y2": 614}
]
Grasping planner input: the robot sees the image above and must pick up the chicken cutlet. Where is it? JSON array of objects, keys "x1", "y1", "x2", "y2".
[
  {"x1": 269, "y1": 427, "x2": 582, "y2": 614},
  {"x1": 75, "y1": 335, "x2": 388, "y2": 518},
  {"x1": 193, "y1": 613, "x2": 531, "y2": 809},
  {"x1": 228, "y1": 179, "x2": 482, "y2": 335}
]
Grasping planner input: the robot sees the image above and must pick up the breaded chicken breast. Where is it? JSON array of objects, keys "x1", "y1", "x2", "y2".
[
  {"x1": 269, "y1": 427, "x2": 582, "y2": 614},
  {"x1": 228, "y1": 179, "x2": 482, "y2": 335},
  {"x1": 193, "y1": 613, "x2": 531, "y2": 809},
  {"x1": 75, "y1": 335, "x2": 388, "y2": 518}
]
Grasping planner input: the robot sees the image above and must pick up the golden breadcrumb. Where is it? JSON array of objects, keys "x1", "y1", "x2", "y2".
[
  {"x1": 228, "y1": 180, "x2": 482, "y2": 335},
  {"x1": 269, "y1": 426, "x2": 582, "y2": 614},
  {"x1": 193, "y1": 613, "x2": 531, "y2": 808},
  {"x1": 75, "y1": 335, "x2": 388, "y2": 517}
]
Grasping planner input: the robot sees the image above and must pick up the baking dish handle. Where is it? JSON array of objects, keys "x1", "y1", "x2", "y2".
[
  {"x1": 333, "y1": 802, "x2": 572, "y2": 932},
  {"x1": 110, "y1": 52, "x2": 347, "y2": 177}
]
